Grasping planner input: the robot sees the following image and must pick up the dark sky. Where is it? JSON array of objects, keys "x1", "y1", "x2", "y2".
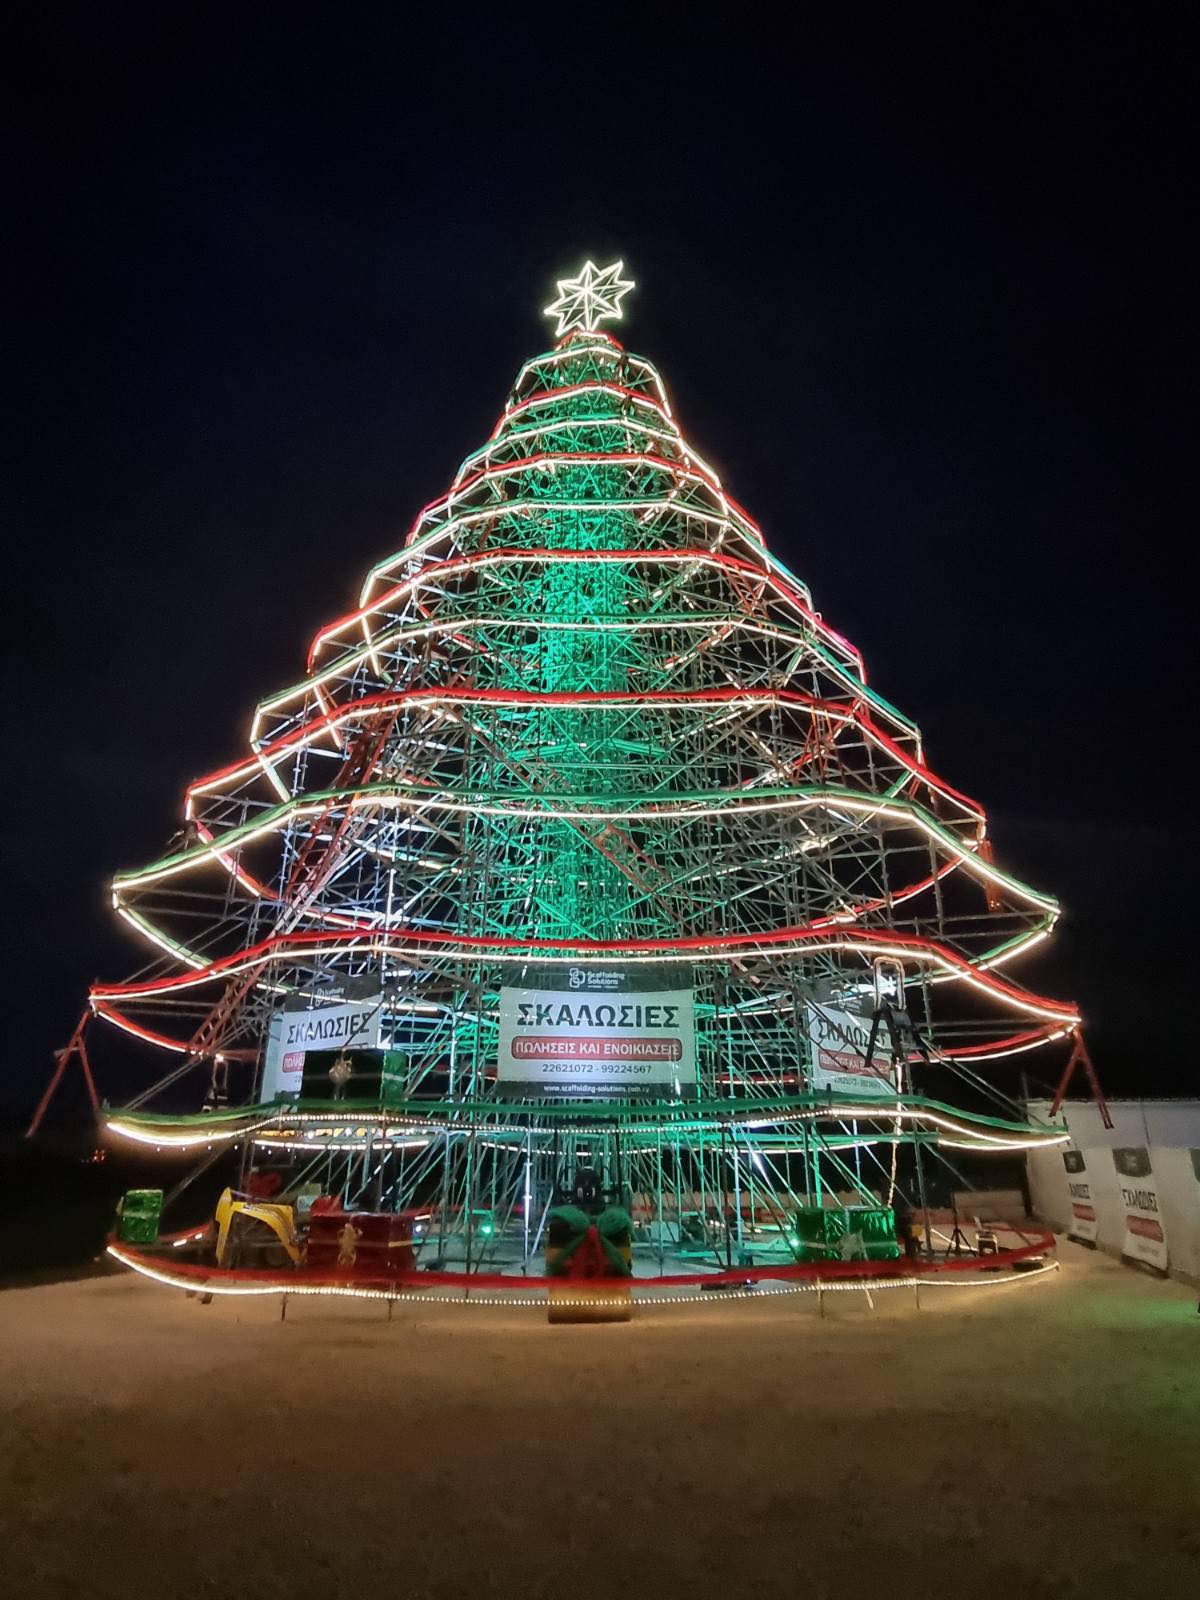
[{"x1": 4, "y1": 7, "x2": 1194, "y2": 1127}]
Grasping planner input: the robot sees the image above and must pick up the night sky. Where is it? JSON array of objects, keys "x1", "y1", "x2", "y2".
[{"x1": 4, "y1": 8, "x2": 1194, "y2": 1129}]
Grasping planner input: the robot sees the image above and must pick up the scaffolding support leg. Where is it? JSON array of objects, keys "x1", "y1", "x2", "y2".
[
  {"x1": 26, "y1": 1009, "x2": 98, "y2": 1138},
  {"x1": 1049, "y1": 1030, "x2": 1113, "y2": 1129}
]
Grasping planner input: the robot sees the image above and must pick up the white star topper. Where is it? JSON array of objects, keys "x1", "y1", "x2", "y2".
[{"x1": 543, "y1": 259, "x2": 635, "y2": 337}]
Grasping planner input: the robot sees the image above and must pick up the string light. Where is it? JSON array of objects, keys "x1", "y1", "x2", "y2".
[
  {"x1": 200, "y1": 687, "x2": 964, "y2": 819},
  {"x1": 310, "y1": 545, "x2": 857, "y2": 674},
  {"x1": 511, "y1": 338, "x2": 670, "y2": 412},
  {"x1": 92, "y1": 911, "x2": 1078, "y2": 1030},
  {"x1": 106, "y1": 1240, "x2": 1060, "y2": 1307},
  {"x1": 135, "y1": 777, "x2": 1040, "y2": 919},
  {"x1": 104, "y1": 1092, "x2": 1067, "y2": 1155}
]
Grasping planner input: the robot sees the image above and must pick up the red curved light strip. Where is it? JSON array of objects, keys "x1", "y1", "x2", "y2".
[
  {"x1": 311, "y1": 546, "x2": 841, "y2": 673},
  {"x1": 382, "y1": 446, "x2": 741, "y2": 570},
  {"x1": 472, "y1": 385, "x2": 772, "y2": 531},
  {"x1": 108, "y1": 1227, "x2": 1056, "y2": 1294},
  {"x1": 196, "y1": 686, "x2": 845, "y2": 796},
  {"x1": 91, "y1": 1001, "x2": 257, "y2": 1060},
  {"x1": 90, "y1": 923, "x2": 1079, "y2": 1021},
  {"x1": 490, "y1": 380, "x2": 676, "y2": 442},
  {"x1": 187, "y1": 684, "x2": 979, "y2": 823},
  {"x1": 162, "y1": 800, "x2": 961, "y2": 951},
  {"x1": 91, "y1": 994, "x2": 1067, "y2": 1065}
]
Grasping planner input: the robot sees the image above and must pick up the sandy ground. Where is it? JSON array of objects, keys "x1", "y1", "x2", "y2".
[{"x1": 1, "y1": 1241, "x2": 1197, "y2": 1600}]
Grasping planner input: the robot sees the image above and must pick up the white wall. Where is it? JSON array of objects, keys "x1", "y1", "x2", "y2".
[{"x1": 1026, "y1": 1098, "x2": 1200, "y2": 1284}]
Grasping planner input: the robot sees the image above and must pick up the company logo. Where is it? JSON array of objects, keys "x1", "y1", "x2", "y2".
[
  {"x1": 1112, "y1": 1147, "x2": 1152, "y2": 1180},
  {"x1": 564, "y1": 966, "x2": 624, "y2": 992}
]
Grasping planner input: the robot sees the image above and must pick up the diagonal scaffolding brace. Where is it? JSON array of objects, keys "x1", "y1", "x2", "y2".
[
  {"x1": 1048, "y1": 1028, "x2": 1113, "y2": 1129},
  {"x1": 26, "y1": 1008, "x2": 99, "y2": 1138}
]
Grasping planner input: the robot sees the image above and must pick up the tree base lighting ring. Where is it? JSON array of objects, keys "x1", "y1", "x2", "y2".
[{"x1": 107, "y1": 1227, "x2": 1057, "y2": 1308}]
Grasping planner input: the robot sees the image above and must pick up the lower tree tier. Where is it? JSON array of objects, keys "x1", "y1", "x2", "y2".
[{"x1": 104, "y1": 1089, "x2": 1066, "y2": 1156}]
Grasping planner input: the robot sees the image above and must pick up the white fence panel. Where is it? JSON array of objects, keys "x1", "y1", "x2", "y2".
[{"x1": 1026, "y1": 1099, "x2": 1200, "y2": 1285}]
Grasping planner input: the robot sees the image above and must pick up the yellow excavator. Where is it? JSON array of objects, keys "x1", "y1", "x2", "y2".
[{"x1": 213, "y1": 1187, "x2": 301, "y2": 1268}]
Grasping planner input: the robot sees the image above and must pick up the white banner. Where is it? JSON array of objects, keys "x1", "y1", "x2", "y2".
[
  {"x1": 1061, "y1": 1147, "x2": 1099, "y2": 1242},
  {"x1": 261, "y1": 997, "x2": 386, "y2": 1100},
  {"x1": 1112, "y1": 1147, "x2": 1168, "y2": 1272},
  {"x1": 805, "y1": 1003, "x2": 897, "y2": 1098},
  {"x1": 497, "y1": 964, "x2": 695, "y2": 1097}
]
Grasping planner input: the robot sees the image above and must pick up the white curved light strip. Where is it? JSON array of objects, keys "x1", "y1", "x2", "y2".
[
  {"x1": 96, "y1": 929, "x2": 1077, "y2": 1022},
  {"x1": 136, "y1": 786, "x2": 1020, "y2": 912},
  {"x1": 250, "y1": 612, "x2": 898, "y2": 751},
  {"x1": 455, "y1": 413, "x2": 727, "y2": 503},
  {"x1": 91, "y1": 1004, "x2": 190, "y2": 1054},
  {"x1": 355, "y1": 452, "x2": 746, "y2": 614},
  {"x1": 105, "y1": 1240, "x2": 1060, "y2": 1304},
  {"x1": 106, "y1": 1116, "x2": 276, "y2": 1148},
  {"x1": 118, "y1": 805, "x2": 1032, "y2": 981},
  {"x1": 114, "y1": 904, "x2": 208, "y2": 970},
  {"x1": 192, "y1": 692, "x2": 944, "y2": 822},
  {"x1": 357, "y1": 483, "x2": 773, "y2": 599},
  {"x1": 511, "y1": 340, "x2": 671, "y2": 409},
  {"x1": 929, "y1": 1026, "x2": 1075, "y2": 1063},
  {"x1": 348, "y1": 537, "x2": 777, "y2": 675},
  {"x1": 492, "y1": 380, "x2": 674, "y2": 440},
  {"x1": 460, "y1": 412, "x2": 683, "y2": 481}
]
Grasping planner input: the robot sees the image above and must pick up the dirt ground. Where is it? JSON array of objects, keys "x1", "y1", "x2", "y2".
[{"x1": 1, "y1": 1241, "x2": 1197, "y2": 1600}]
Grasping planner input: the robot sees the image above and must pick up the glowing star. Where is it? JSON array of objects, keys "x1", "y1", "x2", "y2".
[{"x1": 543, "y1": 259, "x2": 635, "y2": 337}]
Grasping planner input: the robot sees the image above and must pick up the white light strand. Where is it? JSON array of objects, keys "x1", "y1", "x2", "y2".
[{"x1": 106, "y1": 1242, "x2": 1059, "y2": 1307}]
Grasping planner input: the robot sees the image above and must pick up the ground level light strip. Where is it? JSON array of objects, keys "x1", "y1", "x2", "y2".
[{"x1": 108, "y1": 1232, "x2": 1057, "y2": 1309}]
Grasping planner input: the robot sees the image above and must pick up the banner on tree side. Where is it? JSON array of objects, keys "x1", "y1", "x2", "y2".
[
  {"x1": 261, "y1": 994, "x2": 386, "y2": 1100},
  {"x1": 805, "y1": 1002, "x2": 897, "y2": 1098},
  {"x1": 497, "y1": 964, "x2": 695, "y2": 1098},
  {"x1": 1111, "y1": 1146, "x2": 1168, "y2": 1272},
  {"x1": 1061, "y1": 1147, "x2": 1099, "y2": 1242}
]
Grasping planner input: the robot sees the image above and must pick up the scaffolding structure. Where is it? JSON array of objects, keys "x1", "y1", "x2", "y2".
[{"x1": 53, "y1": 266, "x2": 1081, "y2": 1275}]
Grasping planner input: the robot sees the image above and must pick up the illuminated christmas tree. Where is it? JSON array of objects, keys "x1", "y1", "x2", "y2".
[{"x1": 56, "y1": 262, "x2": 1080, "y2": 1275}]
